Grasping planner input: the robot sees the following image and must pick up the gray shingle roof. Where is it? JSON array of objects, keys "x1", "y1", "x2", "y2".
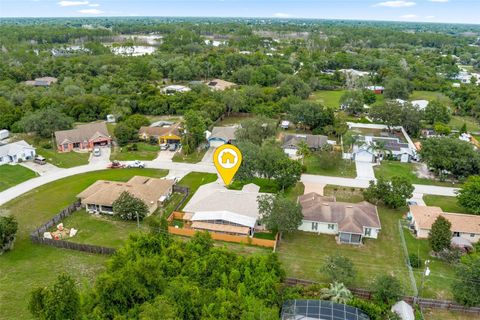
[
  {"x1": 55, "y1": 122, "x2": 109, "y2": 146},
  {"x1": 283, "y1": 134, "x2": 328, "y2": 150}
]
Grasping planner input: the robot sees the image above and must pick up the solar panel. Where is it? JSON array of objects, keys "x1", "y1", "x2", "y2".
[{"x1": 281, "y1": 300, "x2": 371, "y2": 320}]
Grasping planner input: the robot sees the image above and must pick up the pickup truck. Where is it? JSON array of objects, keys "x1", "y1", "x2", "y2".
[
  {"x1": 127, "y1": 160, "x2": 145, "y2": 168},
  {"x1": 107, "y1": 161, "x2": 125, "y2": 169}
]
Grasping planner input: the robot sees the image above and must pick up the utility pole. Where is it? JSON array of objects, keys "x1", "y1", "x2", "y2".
[{"x1": 416, "y1": 259, "x2": 430, "y2": 304}]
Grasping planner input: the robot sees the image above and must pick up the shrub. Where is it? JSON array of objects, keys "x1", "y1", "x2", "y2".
[
  {"x1": 112, "y1": 191, "x2": 149, "y2": 221},
  {"x1": 408, "y1": 253, "x2": 422, "y2": 268},
  {"x1": 41, "y1": 142, "x2": 52, "y2": 149},
  {"x1": 321, "y1": 255, "x2": 357, "y2": 285},
  {"x1": 437, "y1": 247, "x2": 462, "y2": 264},
  {"x1": 372, "y1": 275, "x2": 403, "y2": 305},
  {"x1": 0, "y1": 216, "x2": 18, "y2": 253},
  {"x1": 348, "y1": 298, "x2": 384, "y2": 320},
  {"x1": 127, "y1": 143, "x2": 138, "y2": 151}
]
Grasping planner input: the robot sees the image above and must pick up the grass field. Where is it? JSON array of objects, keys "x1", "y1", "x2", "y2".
[
  {"x1": 304, "y1": 152, "x2": 357, "y2": 178},
  {"x1": 374, "y1": 161, "x2": 457, "y2": 187},
  {"x1": 110, "y1": 142, "x2": 159, "y2": 161},
  {"x1": 172, "y1": 149, "x2": 207, "y2": 163},
  {"x1": 0, "y1": 169, "x2": 167, "y2": 320},
  {"x1": 277, "y1": 206, "x2": 414, "y2": 294},
  {"x1": 323, "y1": 185, "x2": 365, "y2": 203},
  {"x1": 410, "y1": 91, "x2": 452, "y2": 105},
  {"x1": 448, "y1": 115, "x2": 480, "y2": 132},
  {"x1": 310, "y1": 90, "x2": 346, "y2": 109},
  {"x1": 216, "y1": 115, "x2": 255, "y2": 126},
  {"x1": 36, "y1": 146, "x2": 89, "y2": 168},
  {"x1": 0, "y1": 165, "x2": 37, "y2": 192},
  {"x1": 402, "y1": 226, "x2": 456, "y2": 299},
  {"x1": 423, "y1": 309, "x2": 480, "y2": 320},
  {"x1": 423, "y1": 195, "x2": 469, "y2": 214}
]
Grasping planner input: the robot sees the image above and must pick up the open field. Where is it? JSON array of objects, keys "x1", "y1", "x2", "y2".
[
  {"x1": 110, "y1": 142, "x2": 159, "y2": 161},
  {"x1": 172, "y1": 149, "x2": 207, "y2": 163},
  {"x1": 277, "y1": 206, "x2": 415, "y2": 294},
  {"x1": 323, "y1": 185, "x2": 365, "y2": 203},
  {"x1": 0, "y1": 165, "x2": 37, "y2": 192},
  {"x1": 304, "y1": 152, "x2": 357, "y2": 178},
  {"x1": 216, "y1": 114, "x2": 255, "y2": 126},
  {"x1": 423, "y1": 195, "x2": 469, "y2": 214},
  {"x1": 448, "y1": 115, "x2": 480, "y2": 133},
  {"x1": 410, "y1": 90, "x2": 453, "y2": 105},
  {"x1": 310, "y1": 90, "x2": 346, "y2": 109},
  {"x1": 0, "y1": 169, "x2": 167, "y2": 320},
  {"x1": 374, "y1": 161, "x2": 458, "y2": 187},
  {"x1": 423, "y1": 309, "x2": 480, "y2": 320}
]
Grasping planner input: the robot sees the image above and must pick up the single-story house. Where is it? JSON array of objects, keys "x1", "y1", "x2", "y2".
[
  {"x1": 408, "y1": 205, "x2": 480, "y2": 243},
  {"x1": 160, "y1": 85, "x2": 191, "y2": 94},
  {"x1": 25, "y1": 77, "x2": 58, "y2": 87},
  {"x1": 55, "y1": 122, "x2": 111, "y2": 153},
  {"x1": 339, "y1": 69, "x2": 370, "y2": 78},
  {"x1": 182, "y1": 182, "x2": 265, "y2": 236},
  {"x1": 353, "y1": 136, "x2": 416, "y2": 163},
  {"x1": 282, "y1": 134, "x2": 328, "y2": 158},
  {"x1": 77, "y1": 176, "x2": 176, "y2": 215},
  {"x1": 207, "y1": 126, "x2": 238, "y2": 148},
  {"x1": 138, "y1": 123, "x2": 182, "y2": 145},
  {"x1": 298, "y1": 193, "x2": 381, "y2": 244},
  {"x1": 0, "y1": 140, "x2": 36, "y2": 165},
  {"x1": 206, "y1": 79, "x2": 237, "y2": 91},
  {"x1": 366, "y1": 85, "x2": 385, "y2": 94},
  {"x1": 280, "y1": 120, "x2": 290, "y2": 129},
  {"x1": 353, "y1": 146, "x2": 376, "y2": 163}
]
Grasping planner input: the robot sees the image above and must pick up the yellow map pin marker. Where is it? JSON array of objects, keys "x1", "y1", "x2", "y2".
[{"x1": 213, "y1": 144, "x2": 242, "y2": 185}]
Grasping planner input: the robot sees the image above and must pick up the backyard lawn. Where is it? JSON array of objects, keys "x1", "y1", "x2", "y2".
[
  {"x1": 0, "y1": 168, "x2": 167, "y2": 320},
  {"x1": 36, "y1": 145, "x2": 89, "y2": 168},
  {"x1": 110, "y1": 142, "x2": 159, "y2": 161},
  {"x1": 304, "y1": 152, "x2": 357, "y2": 178},
  {"x1": 310, "y1": 90, "x2": 346, "y2": 109},
  {"x1": 402, "y1": 226, "x2": 457, "y2": 300},
  {"x1": 423, "y1": 195, "x2": 469, "y2": 214},
  {"x1": 277, "y1": 206, "x2": 415, "y2": 294},
  {"x1": 172, "y1": 149, "x2": 207, "y2": 163},
  {"x1": 448, "y1": 115, "x2": 480, "y2": 133},
  {"x1": 374, "y1": 161, "x2": 458, "y2": 187},
  {"x1": 423, "y1": 309, "x2": 480, "y2": 320},
  {"x1": 0, "y1": 165, "x2": 37, "y2": 192},
  {"x1": 410, "y1": 90, "x2": 452, "y2": 106},
  {"x1": 216, "y1": 114, "x2": 255, "y2": 126}
]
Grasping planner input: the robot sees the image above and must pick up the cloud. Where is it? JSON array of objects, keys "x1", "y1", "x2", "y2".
[
  {"x1": 89, "y1": 3, "x2": 100, "y2": 7},
  {"x1": 58, "y1": 1, "x2": 89, "y2": 7},
  {"x1": 374, "y1": 1, "x2": 416, "y2": 8},
  {"x1": 77, "y1": 8, "x2": 103, "y2": 14},
  {"x1": 273, "y1": 13, "x2": 292, "y2": 18},
  {"x1": 429, "y1": 0, "x2": 448, "y2": 2},
  {"x1": 400, "y1": 14, "x2": 418, "y2": 19}
]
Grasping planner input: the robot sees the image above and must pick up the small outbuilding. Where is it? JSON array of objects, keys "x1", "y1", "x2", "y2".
[{"x1": 391, "y1": 301, "x2": 414, "y2": 320}]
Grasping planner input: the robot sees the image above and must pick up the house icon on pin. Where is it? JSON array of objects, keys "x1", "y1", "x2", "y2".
[{"x1": 221, "y1": 151, "x2": 236, "y2": 164}]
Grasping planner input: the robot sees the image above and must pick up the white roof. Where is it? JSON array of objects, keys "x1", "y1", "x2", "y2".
[
  {"x1": 183, "y1": 182, "x2": 264, "y2": 226},
  {"x1": 0, "y1": 140, "x2": 35, "y2": 157},
  {"x1": 191, "y1": 211, "x2": 257, "y2": 228},
  {"x1": 391, "y1": 301, "x2": 414, "y2": 320},
  {"x1": 411, "y1": 100, "x2": 429, "y2": 110},
  {"x1": 162, "y1": 85, "x2": 191, "y2": 92}
]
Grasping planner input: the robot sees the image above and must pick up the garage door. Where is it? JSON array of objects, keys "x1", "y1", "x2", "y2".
[{"x1": 209, "y1": 140, "x2": 225, "y2": 148}]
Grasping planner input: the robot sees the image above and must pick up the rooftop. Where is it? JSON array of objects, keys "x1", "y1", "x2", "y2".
[
  {"x1": 410, "y1": 205, "x2": 480, "y2": 234},
  {"x1": 283, "y1": 134, "x2": 328, "y2": 150},
  {"x1": 55, "y1": 122, "x2": 109, "y2": 146}
]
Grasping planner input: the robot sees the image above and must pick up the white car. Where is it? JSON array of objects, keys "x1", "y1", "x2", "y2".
[
  {"x1": 127, "y1": 160, "x2": 145, "y2": 168},
  {"x1": 93, "y1": 147, "x2": 101, "y2": 157}
]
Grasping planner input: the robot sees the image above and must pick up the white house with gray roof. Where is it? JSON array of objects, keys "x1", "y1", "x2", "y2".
[
  {"x1": 0, "y1": 140, "x2": 36, "y2": 165},
  {"x1": 182, "y1": 182, "x2": 265, "y2": 236},
  {"x1": 206, "y1": 126, "x2": 238, "y2": 148}
]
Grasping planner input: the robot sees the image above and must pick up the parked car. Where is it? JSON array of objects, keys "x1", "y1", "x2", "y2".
[
  {"x1": 93, "y1": 147, "x2": 101, "y2": 157},
  {"x1": 160, "y1": 143, "x2": 169, "y2": 150},
  {"x1": 407, "y1": 200, "x2": 418, "y2": 206},
  {"x1": 127, "y1": 160, "x2": 145, "y2": 168},
  {"x1": 34, "y1": 155, "x2": 47, "y2": 165},
  {"x1": 107, "y1": 161, "x2": 125, "y2": 169},
  {"x1": 168, "y1": 144, "x2": 178, "y2": 151}
]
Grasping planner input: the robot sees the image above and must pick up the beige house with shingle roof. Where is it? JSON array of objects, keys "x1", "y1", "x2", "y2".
[
  {"x1": 206, "y1": 79, "x2": 237, "y2": 91},
  {"x1": 77, "y1": 176, "x2": 175, "y2": 215},
  {"x1": 55, "y1": 122, "x2": 111, "y2": 152},
  {"x1": 409, "y1": 205, "x2": 480, "y2": 243},
  {"x1": 298, "y1": 193, "x2": 381, "y2": 244}
]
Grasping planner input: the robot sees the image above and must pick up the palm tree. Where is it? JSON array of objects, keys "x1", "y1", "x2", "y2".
[
  {"x1": 296, "y1": 140, "x2": 311, "y2": 164},
  {"x1": 320, "y1": 282, "x2": 353, "y2": 304}
]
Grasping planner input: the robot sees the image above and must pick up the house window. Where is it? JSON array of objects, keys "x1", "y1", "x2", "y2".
[
  {"x1": 471, "y1": 234, "x2": 476, "y2": 237},
  {"x1": 73, "y1": 142, "x2": 80, "y2": 148},
  {"x1": 311, "y1": 222, "x2": 318, "y2": 231},
  {"x1": 328, "y1": 224, "x2": 335, "y2": 230},
  {"x1": 364, "y1": 228, "x2": 372, "y2": 237},
  {"x1": 453, "y1": 232, "x2": 460, "y2": 237},
  {"x1": 63, "y1": 143, "x2": 68, "y2": 150}
]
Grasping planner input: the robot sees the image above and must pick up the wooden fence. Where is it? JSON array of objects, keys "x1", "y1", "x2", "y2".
[
  {"x1": 30, "y1": 200, "x2": 116, "y2": 255},
  {"x1": 284, "y1": 277, "x2": 480, "y2": 314},
  {"x1": 172, "y1": 185, "x2": 189, "y2": 211}
]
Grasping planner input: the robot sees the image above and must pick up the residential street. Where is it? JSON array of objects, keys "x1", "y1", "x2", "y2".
[{"x1": 0, "y1": 159, "x2": 459, "y2": 206}]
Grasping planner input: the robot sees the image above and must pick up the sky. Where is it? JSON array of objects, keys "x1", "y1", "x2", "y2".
[{"x1": 0, "y1": 0, "x2": 479, "y2": 24}]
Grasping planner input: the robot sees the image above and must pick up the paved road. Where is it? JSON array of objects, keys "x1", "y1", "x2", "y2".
[{"x1": 0, "y1": 159, "x2": 458, "y2": 207}]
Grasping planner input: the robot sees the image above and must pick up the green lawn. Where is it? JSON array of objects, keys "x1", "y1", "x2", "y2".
[
  {"x1": 374, "y1": 161, "x2": 458, "y2": 187},
  {"x1": 323, "y1": 185, "x2": 365, "y2": 203},
  {"x1": 0, "y1": 168, "x2": 167, "y2": 320},
  {"x1": 402, "y1": 226, "x2": 456, "y2": 300},
  {"x1": 62, "y1": 210, "x2": 144, "y2": 248},
  {"x1": 110, "y1": 142, "x2": 159, "y2": 161},
  {"x1": 304, "y1": 152, "x2": 357, "y2": 178},
  {"x1": 310, "y1": 90, "x2": 346, "y2": 109},
  {"x1": 216, "y1": 115, "x2": 255, "y2": 126},
  {"x1": 0, "y1": 165, "x2": 37, "y2": 192},
  {"x1": 285, "y1": 182, "x2": 305, "y2": 201},
  {"x1": 410, "y1": 90, "x2": 452, "y2": 106},
  {"x1": 423, "y1": 309, "x2": 480, "y2": 320},
  {"x1": 423, "y1": 195, "x2": 469, "y2": 214},
  {"x1": 448, "y1": 115, "x2": 480, "y2": 133},
  {"x1": 172, "y1": 149, "x2": 207, "y2": 163},
  {"x1": 277, "y1": 206, "x2": 415, "y2": 294},
  {"x1": 177, "y1": 172, "x2": 218, "y2": 210}
]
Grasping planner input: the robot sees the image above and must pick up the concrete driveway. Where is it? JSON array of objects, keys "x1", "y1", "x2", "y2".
[
  {"x1": 20, "y1": 162, "x2": 62, "y2": 176},
  {"x1": 200, "y1": 147, "x2": 215, "y2": 164},
  {"x1": 355, "y1": 161, "x2": 376, "y2": 180},
  {"x1": 303, "y1": 182, "x2": 325, "y2": 195},
  {"x1": 155, "y1": 150, "x2": 175, "y2": 162},
  {"x1": 89, "y1": 147, "x2": 111, "y2": 165}
]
